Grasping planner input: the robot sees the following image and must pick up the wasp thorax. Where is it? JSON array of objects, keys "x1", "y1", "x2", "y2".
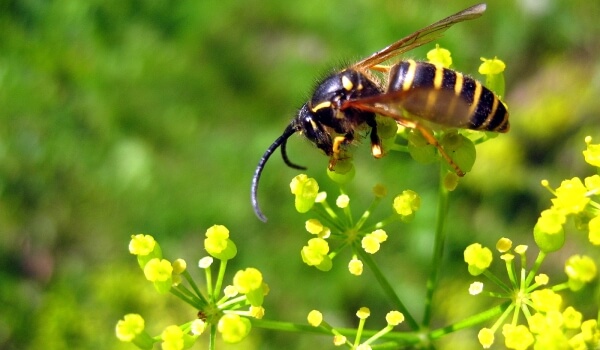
[{"x1": 309, "y1": 70, "x2": 380, "y2": 115}]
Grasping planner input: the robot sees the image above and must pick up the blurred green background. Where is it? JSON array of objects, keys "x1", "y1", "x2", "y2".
[{"x1": 1, "y1": 0, "x2": 599, "y2": 349}]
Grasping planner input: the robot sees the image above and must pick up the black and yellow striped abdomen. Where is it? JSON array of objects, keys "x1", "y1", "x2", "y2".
[{"x1": 388, "y1": 60, "x2": 509, "y2": 132}]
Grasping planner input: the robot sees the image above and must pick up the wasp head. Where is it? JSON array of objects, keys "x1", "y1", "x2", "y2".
[{"x1": 251, "y1": 70, "x2": 380, "y2": 221}]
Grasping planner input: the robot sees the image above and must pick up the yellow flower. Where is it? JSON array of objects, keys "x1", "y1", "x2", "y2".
[
  {"x1": 478, "y1": 328, "x2": 494, "y2": 348},
  {"x1": 502, "y1": 324, "x2": 534, "y2": 350},
  {"x1": 464, "y1": 243, "x2": 493, "y2": 275},
  {"x1": 583, "y1": 136, "x2": 600, "y2": 167},
  {"x1": 551, "y1": 177, "x2": 590, "y2": 214},
  {"x1": 307, "y1": 310, "x2": 323, "y2": 327},
  {"x1": 427, "y1": 44, "x2": 452, "y2": 68}
]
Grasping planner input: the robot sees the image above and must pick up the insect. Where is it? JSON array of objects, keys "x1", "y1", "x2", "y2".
[{"x1": 251, "y1": 3, "x2": 509, "y2": 222}]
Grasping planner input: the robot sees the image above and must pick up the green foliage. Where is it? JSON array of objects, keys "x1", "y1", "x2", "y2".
[{"x1": 2, "y1": 1, "x2": 600, "y2": 349}]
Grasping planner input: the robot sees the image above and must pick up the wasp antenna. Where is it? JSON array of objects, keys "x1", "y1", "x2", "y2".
[
  {"x1": 252, "y1": 122, "x2": 299, "y2": 222},
  {"x1": 281, "y1": 136, "x2": 307, "y2": 170}
]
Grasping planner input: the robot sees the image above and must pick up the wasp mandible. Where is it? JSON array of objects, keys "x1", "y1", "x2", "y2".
[{"x1": 252, "y1": 3, "x2": 509, "y2": 222}]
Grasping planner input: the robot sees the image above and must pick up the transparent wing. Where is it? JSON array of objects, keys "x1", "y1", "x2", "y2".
[
  {"x1": 352, "y1": 3, "x2": 486, "y2": 71},
  {"x1": 342, "y1": 88, "x2": 473, "y2": 129}
]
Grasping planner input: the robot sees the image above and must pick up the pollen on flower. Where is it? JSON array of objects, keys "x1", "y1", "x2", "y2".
[
  {"x1": 496, "y1": 237, "x2": 512, "y2": 252},
  {"x1": 290, "y1": 174, "x2": 309, "y2": 194},
  {"x1": 371, "y1": 229, "x2": 388, "y2": 242},
  {"x1": 205, "y1": 225, "x2": 237, "y2": 260},
  {"x1": 427, "y1": 44, "x2": 452, "y2": 68},
  {"x1": 348, "y1": 258, "x2": 363, "y2": 276},
  {"x1": 545, "y1": 310, "x2": 564, "y2": 329},
  {"x1": 469, "y1": 282, "x2": 484, "y2": 295},
  {"x1": 536, "y1": 208, "x2": 566, "y2": 235},
  {"x1": 583, "y1": 136, "x2": 600, "y2": 167},
  {"x1": 250, "y1": 306, "x2": 265, "y2": 319},
  {"x1": 301, "y1": 238, "x2": 332, "y2": 271},
  {"x1": 144, "y1": 258, "x2": 173, "y2": 282},
  {"x1": 333, "y1": 335, "x2": 347, "y2": 346},
  {"x1": 464, "y1": 243, "x2": 493, "y2": 276},
  {"x1": 217, "y1": 314, "x2": 251, "y2": 344},
  {"x1": 307, "y1": 310, "x2": 323, "y2": 327},
  {"x1": 305, "y1": 219, "x2": 324, "y2": 235},
  {"x1": 361, "y1": 234, "x2": 381, "y2": 254},
  {"x1": 528, "y1": 313, "x2": 547, "y2": 334},
  {"x1": 534, "y1": 274, "x2": 549, "y2": 286},
  {"x1": 565, "y1": 255, "x2": 597, "y2": 284},
  {"x1": 385, "y1": 311, "x2": 404, "y2": 326},
  {"x1": 530, "y1": 289, "x2": 562, "y2": 312},
  {"x1": 479, "y1": 57, "x2": 506, "y2": 75},
  {"x1": 502, "y1": 324, "x2": 534, "y2": 350},
  {"x1": 478, "y1": 327, "x2": 494, "y2": 348},
  {"x1": 393, "y1": 190, "x2": 421, "y2": 217},
  {"x1": 233, "y1": 268, "x2": 263, "y2": 294},
  {"x1": 589, "y1": 216, "x2": 600, "y2": 245},
  {"x1": 191, "y1": 319, "x2": 207, "y2": 335},
  {"x1": 224, "y1": 285, "x2": 238, "y2": 298},
  {"x1": 198, "y1": 256, "x2": 213, "y2": 269},
  {"x1": 161, "y1": 325, "x2": 185, "y2": 350},
  {"x1": 356, "y1": 307, "x2": 370, "y2": 319},
  {"x1": 501, "y1": 253, "x2": 514, "y2": 262},
  {"x1": 206, "y1": 224, "x2": 230, "y2": 240},
  {"x1": 551, "y1": 177, "x2": 590, "y2": 214},
  {"x1": 585, "y1": 174, "x2": 600, "y2": 192},
  {"x1": 292, "y1": 175, "x2": 319, "y2": 213},
  {"x1": 580, "y1": 319, "x2": 598, "y2": 342},
  {"x1": 563, "y1": 307, "x2": 583, "y2": 329},
  {"x1": 514, "y1": 245, "x2": 528, "y2": 255},
  {"x1": 129, "y1": 234, "x2": 156, "y2": 256},
  {"x1": 315, "y1": 191, "x2": 327, "y2": 203},
  {"x1": 116, "y1": 314, "x2": 145, "y2": 342},
  {"x1": 301, "y1": 238, "x2": 329, "y2": 265},
  {"x1": 172, "y1": 259, "x2": 187, "y2": 274},
  {"x1": 336, "y1": 194, "x2": 350, "y2": 208}
]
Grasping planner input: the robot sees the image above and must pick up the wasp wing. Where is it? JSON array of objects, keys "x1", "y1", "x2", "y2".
[
  {"x1": 342, "y1": 88, "x2": 475, "y2": 129},
  {"x1": 351, "y1": 3, "x2": 486, "y2": 71}
]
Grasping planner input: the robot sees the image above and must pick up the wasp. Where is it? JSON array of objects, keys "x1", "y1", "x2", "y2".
[{"x1": 251, "y1": 3, "x2": 509, "y2": 222}]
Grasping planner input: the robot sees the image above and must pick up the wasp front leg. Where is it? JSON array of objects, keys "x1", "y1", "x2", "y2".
[{"x1": 328, "y1": 134, "x2": 355, "y2": 170}]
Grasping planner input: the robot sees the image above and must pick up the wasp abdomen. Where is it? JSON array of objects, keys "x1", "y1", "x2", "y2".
[{"x1": 388, "y1": 60, "x2": 509, "y2": 132}]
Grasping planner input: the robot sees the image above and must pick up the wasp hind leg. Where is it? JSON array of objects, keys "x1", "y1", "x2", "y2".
[{"x1": 396, "y1": 120, "x2": 465, "y2": 177}]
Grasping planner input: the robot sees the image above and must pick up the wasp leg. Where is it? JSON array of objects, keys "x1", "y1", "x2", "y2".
[
  {"x1": 365, "y1": 116, "x2": 384, "y2": 158},
  {"x1": 370, "y1": 64, "x2": 392, "y2": 73},
  {"x1": 329, "y1": 134, "x2": 354, "y2": 170},
  {"x1": 340, "y1": 102, "x2": 465, "y2": 176},
  {"x1": 400, "y1": 120, "x2": 465, "y2": 177}
]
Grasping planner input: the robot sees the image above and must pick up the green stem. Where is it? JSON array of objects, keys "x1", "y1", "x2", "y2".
[
  {"x1": 213, "y1": 259, "x2": 228, "y2": 302},
  {"x1": 429, "y1": 301, "x2": 511, "y2": 339},
  {"x1": 182, "y1": 270, "x2": 208, "y2": 305},
  {"x1": 209, "y1": 324, "x2": 216, "y2": 350},
  {"x1": 357, "y1": 249, "x2": 419, "y2": 330},
  {"x1": 422, "y1": 165, "x2": 450, "y2": 327},
  {"x1": 355, "y1": 196, "x2": 383, "y2": 230},
  {"x1": 483, "y1": 269, "x2": 512, "y2": 294},
  {"x1": 171, "y1": 284, "x2": 204, "y2": 308},
  {"x1": 525, "y1": 251, "x2": 546, "y2": 286},
  {"x1": 251, "y1": 319, "x2": 421, "y2": 345}
]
